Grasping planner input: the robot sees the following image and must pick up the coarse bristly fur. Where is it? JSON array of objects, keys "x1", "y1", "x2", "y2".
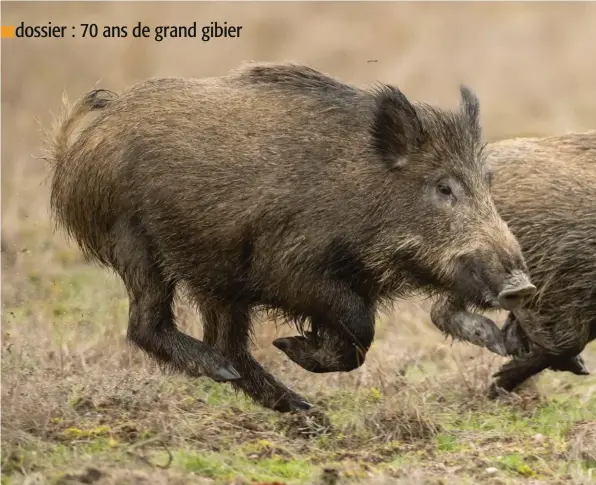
[
  {"x1": 430, "y1": 131, "x2": 596, "y2": 394},
  {"x1": 43, "y1": 61, "x2": 531, "y2": 412},
  {"x1": 485, "y1": 132, "x2": 596, "y2": 393}
]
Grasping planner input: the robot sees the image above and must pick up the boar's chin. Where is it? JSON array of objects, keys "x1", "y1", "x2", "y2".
[
  {"x1": 394, "y1": 253, "x2": 498, "y2": 310},
  {"x1": 443, "y1": 252, "x2": 506, "y2": 311},
  {"x1": 447, "y1": 272, "x2": 501, "y2": 312}
]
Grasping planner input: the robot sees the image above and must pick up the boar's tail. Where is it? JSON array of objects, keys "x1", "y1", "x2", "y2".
[
  {"x1": 42, "y1": 88, "x2": 118, "y2": 260},
  {"x1": 42, "y1": 88, "x2": 117, "y2": 167}
]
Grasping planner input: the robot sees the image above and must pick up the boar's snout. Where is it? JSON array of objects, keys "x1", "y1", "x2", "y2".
[
  {"x1": 497, "y1": 270, "x2": 536, "y2": 311},
  {"x1": 449, "y1": 247, "x2": 534, "y2": 311}
]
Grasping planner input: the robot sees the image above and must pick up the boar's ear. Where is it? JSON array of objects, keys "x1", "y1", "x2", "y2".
[
  {"x1": 459, "y1": 85, "x2": 482, "y2": 142},
  {"x1": 371, "y1": 84, "x2": 426, "y2": 170}
]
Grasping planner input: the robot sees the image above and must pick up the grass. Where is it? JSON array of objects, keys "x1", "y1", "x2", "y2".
[
  {"x1": 3, "y1": 2, "x2": 596, "y2": 484},
  {"x1": 2, "y1": 255, "x2": 595, "y2": 484}
]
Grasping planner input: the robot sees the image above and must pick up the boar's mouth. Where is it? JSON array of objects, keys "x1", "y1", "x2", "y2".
[{"x1": 389, "y1": 249, "x2": 534, "y2": 313}]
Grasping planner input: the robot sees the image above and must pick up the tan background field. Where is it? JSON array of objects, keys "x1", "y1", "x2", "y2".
[{"x1": 2, "y1": 2, "x2": 595, "y2": 485}]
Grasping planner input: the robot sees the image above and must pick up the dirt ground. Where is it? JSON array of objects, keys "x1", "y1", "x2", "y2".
[{"x1": 1, "y1": 2, "x2": 595, "y2": 484}]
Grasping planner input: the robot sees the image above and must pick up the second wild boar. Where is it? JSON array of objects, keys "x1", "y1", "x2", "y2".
[{"x1": 431, "y1": 131, "x2": 596, "y2": 394}]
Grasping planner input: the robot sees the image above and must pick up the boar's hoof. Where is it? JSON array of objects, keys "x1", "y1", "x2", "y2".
[
  {"x1": 290, "y1": 399, "x2": 314, "y2": 412},
  {"x1": 549, "y1": 355, "x2": 590, "y2": 376},
  {"x1": 273, "y1": 336, "x2": 331, "y2": 373},
  {"x1": 274, "y1": 334, "x2": 366, "y2": 373},
  {"x1": 211, "y1": 364, "x2": 242, "y2": 382},
  {"x1": 460, "y1": 313, "x2": 508, "y2": 357},
  {"x1": 272, "y1": 396, "x2": 313, "y2": 413},
  {"x1": 430, "y1": 300, "x2": 508, "y2": 357}
]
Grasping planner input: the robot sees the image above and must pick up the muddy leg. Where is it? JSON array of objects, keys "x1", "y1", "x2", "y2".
[
  {"x1": 488, "y1": 350, "x2": 588, "y2": 398},
  {"x1": 488, "y1": 351, "x2": 552, "y2": 398},
  {"x1": 201, "y1": 303, "x2": 312, "y2": 413},
  {"x1": 273, "y1": 284, "x2": 375, "y2": 373},
  {"x1": 490, "y1": 315, "x2": 590, "y2": 397},
  {"x1": 429, "y1": 297, "x2": 507, "y2": 356},
  {"x1": 110, "y1": 218, "x2": 240, "y2": 382},
  {"x1": 548, "y1": 355, "x2": 589, "y2": 375}
]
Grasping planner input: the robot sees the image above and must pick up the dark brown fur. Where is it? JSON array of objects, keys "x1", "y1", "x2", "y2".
[
  {"x1": 44, "y1": 62, "x2": 531, "y2": 412},
  {"x1": 487, "y1": 132, "x2": 596, "y2": 393},
  {"x1": 430, "y1": 132, "x2": 596, "y2": 394}
]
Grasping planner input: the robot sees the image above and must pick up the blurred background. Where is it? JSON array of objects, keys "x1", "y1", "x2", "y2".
[
  {"x1": 2, "y1": 3, "x2": 596, "y2": 482},
  {"x1": 2, "y1": 0, "x2": 596, "y2": 445},
  {"x1": 5, "y1": 1, "x2": 596, "y2": 255}
]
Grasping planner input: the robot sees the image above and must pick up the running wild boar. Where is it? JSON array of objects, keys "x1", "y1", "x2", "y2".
[
  {"x1": 432, "y1": 131, "x2": 596, "y2": 395},
  {"x1": 44, "y1": 62, "x2": 534, "y2": 412}
]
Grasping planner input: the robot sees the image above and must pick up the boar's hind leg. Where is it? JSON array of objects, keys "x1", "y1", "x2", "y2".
[
  {"x1": 487, "y1": 348, "x2": 586, "y2": 398},
  {"x1": 502, "y1": 314, "x2": 589, "y2": 376},
  {"x1": 111, "y1": 218, "x2": 240, "y2": 383},
  {"x1": 201, "y1": 303, "x2": 312, "y2": 413},
  {"x1": 490, "y1": 316, "x2": 590, "y2": 397},
  {"x1": 273, "y1": 288, "x2": 375, "y2": 373}
]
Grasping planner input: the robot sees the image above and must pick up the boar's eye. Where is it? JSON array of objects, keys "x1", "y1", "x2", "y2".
[
  {"x1": 431, "y1": 179, "x2": 460, "y2": 207},
  {"x1": 486, "y1": 170, "x2": 493, "y2": 188},
  {"x1": 437, "y1": 183, "x2": 453, "y2": 197}
]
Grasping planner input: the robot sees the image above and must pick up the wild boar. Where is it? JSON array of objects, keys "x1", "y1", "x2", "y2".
[
  {"x1": 44, "y1": 62, "x2": 534, "y2": 412},
  {"x1": 430, "y1": 132, "x2": 596, "y2": 394}
]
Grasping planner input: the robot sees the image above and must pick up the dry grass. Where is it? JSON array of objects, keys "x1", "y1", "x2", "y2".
[{"x1": 1, "y1": 2, "x2": 596, "y2": 484}]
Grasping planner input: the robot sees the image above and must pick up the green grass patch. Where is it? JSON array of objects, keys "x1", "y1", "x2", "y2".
[
  {"x1": 447, "y1": 396, "x2": 596, "y2": 439},
  {"x1": 497, "y1": 453, "x2": 538, "y2": 477},
  {"x1": 435, "y1": 433, "x2": 463, "y2": 452},
  {"x1": 177, "y1": 450, "x2": 315, "y2": 483}
]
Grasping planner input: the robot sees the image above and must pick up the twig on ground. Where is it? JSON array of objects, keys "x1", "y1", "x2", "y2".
[{"x1": 126, "y1": 436, "x2": 173, "y2": 469}]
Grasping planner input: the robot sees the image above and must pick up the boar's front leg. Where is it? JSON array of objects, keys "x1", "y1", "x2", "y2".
[
  {"x1": 429, "y1": 297, "x2": 508, "y2": 357},
  {"x1": 201, "y1": 303, "x2": 312, "y2": 413},
  {"x1": 273, "y1": 284, "x2": 375, "y2": 373}
]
